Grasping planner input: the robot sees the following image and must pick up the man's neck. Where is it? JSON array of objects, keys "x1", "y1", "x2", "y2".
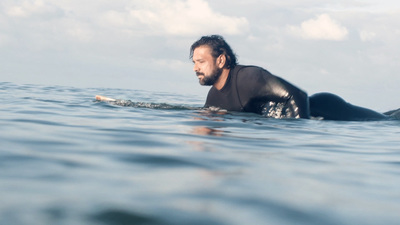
[{"x1": 213, "y1": 68, "x2": 230, "y2": 90}]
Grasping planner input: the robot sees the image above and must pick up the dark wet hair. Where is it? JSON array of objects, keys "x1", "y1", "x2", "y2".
[{"x1": 190, "y1": 35, "x2": 237, "y2": 69}]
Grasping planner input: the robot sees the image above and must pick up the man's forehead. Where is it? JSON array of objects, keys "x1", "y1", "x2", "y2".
[{"x1": 193, "y1": 45, "x2": 212, "y2": 60}]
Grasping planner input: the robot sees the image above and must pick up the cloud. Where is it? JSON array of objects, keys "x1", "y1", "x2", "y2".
[
  {"x1": 5, "y1": 0, "x2": 63, "y2": 19},
  {"x1": 359, "y1": 30, "x2": 377, "y2": 42},
  {"x1": 105, "y1": 0, "x2": 249, "y2": 36},
  {"x1": 288, "y1": 14, "x2": 349, "y2": 41},
  {"x1": 1, "y1": 0, "x2": 249, "y2": 47}
]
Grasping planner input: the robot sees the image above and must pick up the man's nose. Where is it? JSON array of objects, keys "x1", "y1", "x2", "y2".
[{"x1": 193, "y1": 63, "x2": 199, "y2": 72}]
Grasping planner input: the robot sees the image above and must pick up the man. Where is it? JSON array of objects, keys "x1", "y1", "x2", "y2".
[{"x1": 190, "y1": 35, "x2": 389, "y2": 121}]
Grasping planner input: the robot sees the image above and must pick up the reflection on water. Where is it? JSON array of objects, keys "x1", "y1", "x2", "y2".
[{"x1": 191, "y1": 126, "x2": 224, "y2": 136}]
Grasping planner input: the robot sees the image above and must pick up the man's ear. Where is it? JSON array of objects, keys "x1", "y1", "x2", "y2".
[{"x1": 217, "y1": 54, "x2": 226, "y2": 68}]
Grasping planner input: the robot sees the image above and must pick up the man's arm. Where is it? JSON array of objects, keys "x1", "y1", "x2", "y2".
[{"x1": 237, "y1": 67, "x2": 310, "y2": 118}]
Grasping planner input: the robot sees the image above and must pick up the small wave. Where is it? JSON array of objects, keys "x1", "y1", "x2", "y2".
[
  {"x1": 104, "y1": 99, "x2": 201, "y2": 111},
  {"x1": 89, "y1": 208, "x2": 163, "y2": 225},
  {"x1": 384, "y1": 108, "x2": 400, "y2": 120}
]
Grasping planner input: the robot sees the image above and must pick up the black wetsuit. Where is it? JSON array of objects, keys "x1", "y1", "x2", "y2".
[
  {"x1": 205, "y1": 65, "x2": 310, "y2": 119},
  {"x1": 205, "y1": 65, "x2": 388, "y2": 121},
  {"x1": 309, "y1": 93, "x2": 388, "y2": 120}
]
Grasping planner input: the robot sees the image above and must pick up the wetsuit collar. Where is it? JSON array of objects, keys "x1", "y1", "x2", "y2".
[{"x1": 215, "y1": 67, "x2": 234, "y2": 92}]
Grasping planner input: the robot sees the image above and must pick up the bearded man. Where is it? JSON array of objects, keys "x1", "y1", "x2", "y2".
[{"x1": 190, "y1": 35, "x2": 388, "y2": 120}]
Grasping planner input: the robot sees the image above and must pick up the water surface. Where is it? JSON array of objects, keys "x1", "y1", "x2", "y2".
[{"x1": 1, "y1": 82, "x2": 400, "y2": 225}]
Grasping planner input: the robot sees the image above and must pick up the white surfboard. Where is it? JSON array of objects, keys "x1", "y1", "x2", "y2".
[{"x1": 95, "y1": 95, "x2": 116, "y2": 102}]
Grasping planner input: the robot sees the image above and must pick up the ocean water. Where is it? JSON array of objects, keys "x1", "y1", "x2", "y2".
[{"x1": 1, "y1": 81, "x2": 400, "y2": 225}]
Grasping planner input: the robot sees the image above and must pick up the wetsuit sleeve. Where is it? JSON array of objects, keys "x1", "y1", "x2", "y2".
[{"x1": 236, "y1": 67, "x2": 310, "y2": 118}]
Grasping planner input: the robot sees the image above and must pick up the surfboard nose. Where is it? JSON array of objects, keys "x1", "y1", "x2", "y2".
[{"x1": 95, "y1": 95, "x2": 116, "y2": 101}]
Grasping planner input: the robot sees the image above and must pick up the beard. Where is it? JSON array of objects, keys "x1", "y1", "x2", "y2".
[{"x1": 197, "y1": 67, "x2": 223, "y2": 86}]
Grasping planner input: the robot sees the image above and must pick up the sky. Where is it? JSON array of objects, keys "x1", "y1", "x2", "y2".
[{"x1": 1, "y1": 0, "x2": 400, "y2": 111}]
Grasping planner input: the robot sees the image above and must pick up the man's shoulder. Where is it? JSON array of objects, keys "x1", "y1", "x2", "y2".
[
  {"x1": 233, "y1": 65, "x2": 272, "y2": 76},
  {"x1": 232, "y1": 65, "x2": 274, "y2": 83},
  {"x1": 234, "y1": 64, "x2": 262, "y2": 72},
  {"x1": 230, "y1": 65, "x2": 274, "y2": 94}
]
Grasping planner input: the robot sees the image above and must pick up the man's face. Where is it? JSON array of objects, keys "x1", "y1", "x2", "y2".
[{"x1": 192, "y1": 45, "x2": 222, "y2": 86}]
